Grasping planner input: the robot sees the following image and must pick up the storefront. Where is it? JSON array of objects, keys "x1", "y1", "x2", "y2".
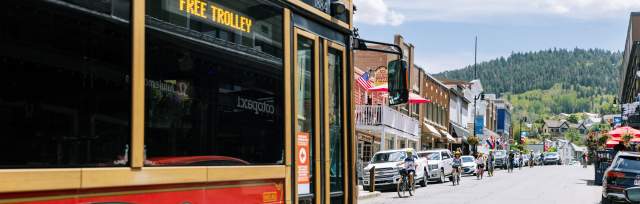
[{"x1": 0, "y1": 0, "x2": 354, "y2": 204}]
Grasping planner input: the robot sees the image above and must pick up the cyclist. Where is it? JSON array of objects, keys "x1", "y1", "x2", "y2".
[
  {"x1": 475, "y1": 153, "x2": 485, "y2": 180},
  {"x1": 451, "y1": 151, "x2": 463, "y2": 184},
  {"x1": 402, "y1": 150, "x2": 417, "y2": 186}
]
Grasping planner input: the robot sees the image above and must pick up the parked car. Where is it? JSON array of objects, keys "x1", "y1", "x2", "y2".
[
  {"x1": 418, "y1": 149, "x2": 453, "y2": 183},
  {"x1": 493, "y1": 150, "x2": 508, "y2": 169},
  {"x1": 461, "y1": 155, "x2": 477, "y2": 175},
  {"x1": 543, "y1": 152, "x2": 561, "y2": 165},
  {"x1": 601, "y1": 151, "x2": 640, "y2": 204},
  {"x1": 363, "y1": 149, "x2": 429, "y2": 190}
]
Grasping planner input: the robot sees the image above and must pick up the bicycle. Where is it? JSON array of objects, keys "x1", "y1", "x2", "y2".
[
  {"x1": 451, "y1": 166, "x2": 461, "y2": 186},
  {"x1": 476, "y1": 164, "x2": 484, "y2": 180},
  {"x1": 397, "y1": 169, "x2": 414, "y2": 198}
]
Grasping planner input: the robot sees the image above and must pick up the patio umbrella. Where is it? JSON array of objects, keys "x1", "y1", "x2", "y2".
[
  {"x1": 367, "y1": 84, "x2": 388, "y2": 92},
  {"x1": 608, "y1": 126, "x2": 640, "y2": 137},
  {"x1": 606, "y1": 139, "x2": 620, "y2": 148},
  {"x1": 631, "y1": 137, "x2": 640, "y2": 143},
  {"x1": 408, "y1": 93, "x2": 431, "y2": 104}
]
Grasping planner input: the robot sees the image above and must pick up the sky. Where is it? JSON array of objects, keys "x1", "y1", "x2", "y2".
[{"x1": 353, "y1": 0, "x2": 640, "y2": 74}]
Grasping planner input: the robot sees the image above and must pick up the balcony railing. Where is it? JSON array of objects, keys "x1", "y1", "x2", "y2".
[{"x1": 355, "y1": 105, "x2": 420, "y2": 136}]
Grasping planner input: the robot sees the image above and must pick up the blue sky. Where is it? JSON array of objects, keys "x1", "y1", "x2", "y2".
[{"x1": 353, "y1": 0, "x2": 640, "y2": 74}]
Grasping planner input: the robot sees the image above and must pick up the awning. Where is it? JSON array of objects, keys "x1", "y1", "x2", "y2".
[
  {"x1": 423, "y1": 122, "x2": 442, "y2": 137},
  {"x1": 409, "y1": 93, "x2": 431, "y2": 104},
  {"x1": 451, "y1": 123, "x2": 470, "y2": 139},
  {"x1": 440, "y1": 129, "x2": 457, "y2": 143}
]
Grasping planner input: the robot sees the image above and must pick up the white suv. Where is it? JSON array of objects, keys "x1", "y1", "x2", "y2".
[
  {"x1": 362, "y1": 149, "x2": 428, "y2": 190},
  {"x1": 418, "y1": 149, "x2": 454, "y2": 183}
]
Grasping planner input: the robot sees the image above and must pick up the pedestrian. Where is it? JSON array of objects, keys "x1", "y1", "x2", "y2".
[
  {"x1": 487, "y1": 151, "x2": 495, "y2": 177},
  {"x1": 518, "y1": 152, "x2": 523, "y2": 170},
  {"x1": 582, "y1": 152, "x2": 588, "y2": 168},
  {"x1": 508, "y1": 151, "x2": 515, "y2": 173},
  {"x1": 529, "y1": 152, "x2": 534, "y2": 168}
]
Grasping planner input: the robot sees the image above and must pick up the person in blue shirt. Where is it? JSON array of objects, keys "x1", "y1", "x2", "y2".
[{"x1": 403, "y1": 151, "x2": 417, "y2": 185}]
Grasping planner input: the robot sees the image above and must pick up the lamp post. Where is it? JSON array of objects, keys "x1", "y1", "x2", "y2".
[
  {"x1": 518, "y1": 117, "x2": 528, "y2": 146},
  {"x1": 471, "y1": 92, "x2": 484, "y2": 155}
]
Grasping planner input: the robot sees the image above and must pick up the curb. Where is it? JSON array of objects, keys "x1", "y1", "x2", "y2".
[{"x1": 357, "y1": 191, "x2": 382, "y2": 200}]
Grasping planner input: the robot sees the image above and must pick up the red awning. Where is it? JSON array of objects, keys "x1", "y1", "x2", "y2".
[
  {"x1": 409, "y1": 93, "x2": 431, "y2": 104},
  {"x1": 367, "y1": 84, "x2": 388, "y2": 92}
]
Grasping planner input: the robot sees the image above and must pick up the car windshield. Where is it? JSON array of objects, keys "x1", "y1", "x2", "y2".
[
  {"x1": 372, "y1": 152, "x2": 406, "y2": 163},
  {"x1": 494, "y1": 151, "x2": 505, "y2": 156},
  {"x1": 423, "y1": 152, "x2": 441, "y2": 160},
  {"x1": 462, "y1": 157, "x2": 474, "y2": 162},
  {"x1": 613, "y1": 156, "x2": 640, "y2": 169},
  {"x1": 545, "y1": 152, "x2": 558, "y2": 157}
]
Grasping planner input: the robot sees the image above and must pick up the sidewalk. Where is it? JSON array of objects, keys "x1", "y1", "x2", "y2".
[{"x1": 357, "y1": 185, "x2": 381, "y2": 200}]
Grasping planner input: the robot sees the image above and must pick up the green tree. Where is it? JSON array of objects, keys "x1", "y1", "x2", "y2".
[
  {"x1": 564, "y1": 128, "x2": 583, "y2": 145},
  {"x1": 567, "y1": 114, "x2": 579, "y2": 124}
]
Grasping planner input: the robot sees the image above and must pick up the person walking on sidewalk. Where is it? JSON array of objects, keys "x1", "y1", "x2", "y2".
[
  {"x1": 507, "y1": 151, "x2": 515, "y2": 173},
  {"x1": 476, "y1": 153, "x2": 485, "y2": 179},
  {"x1": 487, "y1": 151, "x2": 495, "y2": 177},
  {"x1": 518, "y1": 152, "x2": 523, "y2": 170}
]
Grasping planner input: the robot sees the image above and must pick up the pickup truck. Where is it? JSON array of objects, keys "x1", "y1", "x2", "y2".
[
  {"x1": 363, "y1": 149, "x2": 428, "y2": 190},
  {"x1": 418, "y1": 149, "x2": 454, "y2": 183}
]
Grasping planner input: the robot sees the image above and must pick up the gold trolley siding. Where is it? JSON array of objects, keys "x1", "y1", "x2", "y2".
[{"x1": 0, "y1": 0, "x2": 354, "y2": 204}]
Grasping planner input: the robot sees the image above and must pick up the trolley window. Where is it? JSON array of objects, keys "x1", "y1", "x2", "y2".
[
  {"x1": 0, "y1": 1, "x2": 132, "y2": 168},
  {"x1": 144, "y1": 0, "x2": 284, "y2": 166}
]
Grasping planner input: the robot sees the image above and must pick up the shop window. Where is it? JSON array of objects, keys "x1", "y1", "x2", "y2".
[
  {"x1": 144, "y1": 0, "x2": 284, "y2": 166},
  {"x1": 0, "y1": 1, "x2": 131, "y2": 168}
]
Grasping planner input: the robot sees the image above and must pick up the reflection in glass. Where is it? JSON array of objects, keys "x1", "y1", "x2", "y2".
[
  {"x1": 297, "y1": 36, "x2": 314, "y2": 198},
  {"x1": 328, "y1": 48, "x2": 344, "y2": 200},
  {"x1": 0, "y1": 1, "x2": 131, "y2": 168}
]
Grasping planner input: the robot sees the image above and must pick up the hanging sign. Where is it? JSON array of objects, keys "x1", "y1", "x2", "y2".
[{"x1": 297, "y1": 132, "x2": 310, "y2": 194}]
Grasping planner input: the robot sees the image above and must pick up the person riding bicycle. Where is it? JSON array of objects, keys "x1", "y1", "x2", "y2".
[
  {"x1": 402, "y1": 150, "x2": 417, "y2": 185},
  {"x1": 452, "y1": 151, "x2": 462, "y2": 174},
  {"x1": 475, "y1": 153, "x2": 485, "y2": 179}
]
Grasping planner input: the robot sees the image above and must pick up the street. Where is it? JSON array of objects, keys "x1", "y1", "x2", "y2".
[{"x1": 360, "y1": 165, "x2": 601, "y2": 204}]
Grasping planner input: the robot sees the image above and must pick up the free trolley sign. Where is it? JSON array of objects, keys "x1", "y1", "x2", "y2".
[{"x1": 297, "y1": 132, "x2": 310, "y2": 184}]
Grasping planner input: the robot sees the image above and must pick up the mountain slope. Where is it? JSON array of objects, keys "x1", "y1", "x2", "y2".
[{"x1": 434, "y1": 48, "x2": 623, "y2": 95}]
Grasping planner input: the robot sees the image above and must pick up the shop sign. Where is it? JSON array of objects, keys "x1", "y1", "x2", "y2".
[
  {"x1": 297, "y1": 132, "x2": 310, "y2": 194},
  {"x1": 373, "y1": 67, "x2": 387, "y2": 86},
  {"x1": 176, "y1": 0, "x2": 253, "y2": 33}
]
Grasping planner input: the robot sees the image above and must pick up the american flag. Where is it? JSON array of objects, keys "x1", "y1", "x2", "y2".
[{"x1": 356, "y1": 72, "x2": 373, "y2": 89}]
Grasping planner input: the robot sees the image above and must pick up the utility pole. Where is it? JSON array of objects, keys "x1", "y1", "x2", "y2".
[{"x1": 474, "y1": 36, "x2": 477, "y2": 79}]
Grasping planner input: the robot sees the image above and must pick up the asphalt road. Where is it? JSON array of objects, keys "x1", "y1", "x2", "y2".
[{"x1": 359, "y1": 164, "x2": 602, "y2": 204}]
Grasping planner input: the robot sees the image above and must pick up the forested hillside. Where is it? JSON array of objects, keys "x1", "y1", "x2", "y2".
[{"x1": 435, "y1": 48, "x2": 622, "y2": 95}]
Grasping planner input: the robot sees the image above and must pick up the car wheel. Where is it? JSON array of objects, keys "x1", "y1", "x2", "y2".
[
  {"x1": 420, "y1": 169, "x2": 427, "y2": 187},
  {"x1": 439, "y1": 169, "x2": 446, "y2": 183},
  {"x1": 601, "y1": 196, "x2": 611, "y2": 204}
]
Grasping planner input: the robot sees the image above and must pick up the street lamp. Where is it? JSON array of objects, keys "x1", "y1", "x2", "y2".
[
  {"x1": 518, "y1": 117, "x2": 528, "y2": 146},
  {"x1": 471, "y1": 92, "x2": 485, "y2": 155}
]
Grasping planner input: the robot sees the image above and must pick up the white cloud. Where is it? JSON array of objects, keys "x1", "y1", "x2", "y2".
[
  {"x1": 355, "y1": 0, "x2": 640, "y2": 24},
  {"x1": 354, "y1": 0, "x2": 405, "y2": 26}
]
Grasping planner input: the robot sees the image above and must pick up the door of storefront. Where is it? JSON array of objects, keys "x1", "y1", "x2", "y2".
[{"x1": 293, "y1": 27, "x2": 348, "y2": 204}]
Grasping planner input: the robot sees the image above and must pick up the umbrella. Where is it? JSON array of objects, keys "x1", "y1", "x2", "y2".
[
  {"x1": 409, "y1": 93, "x2": 431, "y2": 104},
  {"x1": 608, "y1": 126, "x2": 640, "y2": 137},
  {"x1": 631, "y1": 137, "x2": 640, "y2": 143},
  {"x1": 367, "y1": 84, "x2": 388, "y2": 92},
  {"x1": 606, "y1": 139, "x2": 620, "y2": 148}
]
